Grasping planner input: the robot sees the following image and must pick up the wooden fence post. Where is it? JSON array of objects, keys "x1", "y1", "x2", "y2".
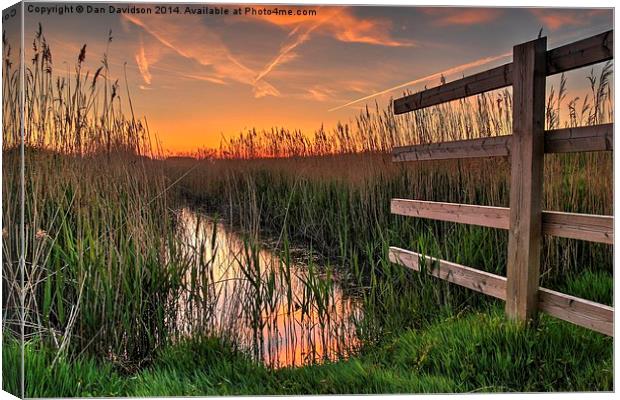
[{"x1": 505, "y1": 37, "x2": 547, "y2": 321}]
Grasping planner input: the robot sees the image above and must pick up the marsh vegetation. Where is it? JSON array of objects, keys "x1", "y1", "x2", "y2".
[{"x1": 2, "y1": 28, "x2": 614, "y2": 396}]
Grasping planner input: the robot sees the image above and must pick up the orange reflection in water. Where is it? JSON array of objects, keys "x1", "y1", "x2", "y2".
[{"x1": 175, "y1": 208, "x2": 361, "y2": 368}]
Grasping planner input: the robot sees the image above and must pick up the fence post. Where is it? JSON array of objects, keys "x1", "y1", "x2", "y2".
[{"x1": 505, "y1": 37, "x2": 547, "y2": 321}]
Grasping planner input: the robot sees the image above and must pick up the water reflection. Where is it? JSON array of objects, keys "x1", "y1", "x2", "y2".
[{"x1": 175, "y1": 208, "x2": 360, "y2": 368}]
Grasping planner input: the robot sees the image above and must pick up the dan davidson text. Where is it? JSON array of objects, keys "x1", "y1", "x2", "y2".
[
  {"x1": 96, "y1": 5, "x2": 313, "y2": 16},
  {"x1": 103, "y1": 5, "x2": 237, "y2": 15}
]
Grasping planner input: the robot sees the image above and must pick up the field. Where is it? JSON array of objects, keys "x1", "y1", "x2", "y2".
[{"x1": 1, "y1": 28, "x2": 614, "y2": 396}]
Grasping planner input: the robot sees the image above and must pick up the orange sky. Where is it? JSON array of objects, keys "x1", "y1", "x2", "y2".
[{"x1": 18, "y1": 5, "x2": 614, "y2": 153}]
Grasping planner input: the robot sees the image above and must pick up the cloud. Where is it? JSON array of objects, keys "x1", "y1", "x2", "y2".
[
  {"x1": 124, "y1": 7, "x2": 413, "y2": 99},
  {"x1": 180, "y1": 73, "x2": 227, "y2": 85},
  {"x1": 253, "y1": 7, "x2": 412, "y2": 85},
  {"x1": 530, "y1": 9, "x2": 607, "y2": 31},
  {"x1": 324, "y1": 8, "x2": 413, "y2": 46},
  {"x1": 254, "y1": 22, "x2": 320, "y2": 83},
  {"x1": 304, "y1": 86, "x2": 337, "y2": 102},
  {"x1": 421, "y1": 8, "x2": 501, "y2": 26},
  {"x1": 135, "y1": 35, "x2": 153, "y2": 84},
  {"x1": 123, "y1": 13, "x2": 279, "y2": 97},
  {"x1": 329, "y1": 51, "x2": 511, "y2": 111},
  {"x1": 257, "y1": 7, "x2": 413, "y2": 47}
]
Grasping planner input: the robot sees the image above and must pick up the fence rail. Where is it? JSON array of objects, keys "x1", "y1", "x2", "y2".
[
  {"x1": 392, "y1": 123, "x2": 613, "y2": 162},
  {"x1": 389, "y1": 29, "x2": 614, "y2": 336},
  {"x1": 391, "y1": 199, "x2": 613, "y2": 244},
  {"x1": 389, "y1": 248, "x2": 614, "y2": 336}
]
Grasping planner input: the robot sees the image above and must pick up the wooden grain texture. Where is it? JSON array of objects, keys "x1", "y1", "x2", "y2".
[
  {"x1": 546, "y1": 30, "x2": 613, "y2": 75},
  {"x1": 505, "y1": 37, "x2": 547, "y2": 321},
  {"x1": 543, "y1": 211, "x2": 613, "y2": 244},
  {"x1": 388, "y1": 247, "x2": 614, "y2": 336},
  {"x1": 392, "y1": 135, "x2": 511, "y2": 161},
  {"x1": 393, "y1": 30, "x2": 612, "y2": 114},
  {"x1": 544, "y1": 123, "x2": 613, "y2": 153},
  {"x1": 391, "y1": 199, "x2": 613, "y2": 244},
  {"x1": 393, "y1": 63, "x2": 512, "y2": 114},
  {"x1": 388, "y1": 247, "x2": 507, "y2": 300},
  {"x1": 538, "y1": 288, "x2": 613, "y2": 336},
  {"x1": 391, "y1": 123, "x2": 613, "y2": 162},
  {"x1": 391, "y1": 199, "x2": 510, "y2": 229}
]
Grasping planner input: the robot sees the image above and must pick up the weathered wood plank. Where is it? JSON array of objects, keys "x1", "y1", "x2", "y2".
[
  {"x1": 545, "y1": 123, "x2": 613, "y2": 153},
  {"x1": 506, "y1": 37, "x2": 547, "y2": 321},
  {"x1": 391, "y1": 199, "x2": 510, "y2": 229},
  {"x1": 538, "y1": 287, "x2": 614, "y2": 336},
  {"x1": 391, "y1": 199, "x2": 613, "y2": 244},
  {"x1": 546, "y1": 30, "x2": 613, "y2": 75},
  {"x1": 389, "y1": 247, "x2": 614, "y2": 336},
  {"x1": 392, "y1": 135, "x2": 511, "y2": 161},
  {"x1": 393, "y1": 30, "x2": 612, "y2": 114},
  {"x1": 388, "y1": 247, "x2": 507, "y2": 300},
  {"x1": 391, "y1": 124, "x2": 613, "y2": 162},
  {"x1": 543, "y1": 211, "x2": 613, "y2": 244},
  {"x1": 393, "y1": 63, "x2": 512, "y2": 114}
]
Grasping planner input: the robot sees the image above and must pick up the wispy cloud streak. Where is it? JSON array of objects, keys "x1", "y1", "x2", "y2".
[
  {"x1": 258, "y1": 7, "x2": 413, "y2": 47},
  {"x1": 421, "y1": 8, "x2": 502, "y2": 26},
  {"x1": 530, "y1": 9, "x2": 607, "y2": 31},
  {"x1": 253, "y1": 7, "x2": 413, "y2": 87},
  {"x1": 255, "y1": 22, "x2": 322, "y2": 83},
  {"x1": 135, "y1": 35, "x2": 152, "y2": 84},
  {"x1": 125, "y1": 6, "x2": 412, "y2": 98},
  {"x1": 124, "y1": 13, "x2": 279, "y2": 97}
]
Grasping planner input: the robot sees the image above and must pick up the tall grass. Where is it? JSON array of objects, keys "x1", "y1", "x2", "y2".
[{"x1": 2, "y1": 28, "x2": 210, "y2": 372}]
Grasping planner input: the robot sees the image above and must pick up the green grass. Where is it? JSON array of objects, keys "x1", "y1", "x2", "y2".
[
  {"x1": 561, "y1": 269, "x2": 614, "y2": 306},
  {"x1": 3, "y1": 335, "x2": 125, "y2": 397},
  {"x1": 387, "y1": 308, "x2": 613, "y2": 392},
  {"x1": 4, "y1": 306, "x2": 612, "y2": 397}
]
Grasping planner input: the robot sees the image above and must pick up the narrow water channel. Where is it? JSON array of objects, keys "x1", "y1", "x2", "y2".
[{"x1": 175, "y1": 207, "x2": 361, "y2": 368}]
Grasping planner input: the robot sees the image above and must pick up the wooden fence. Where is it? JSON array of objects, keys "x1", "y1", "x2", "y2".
[{"x1": 389, "y1": 30, "x2": 614, "y2": 336}]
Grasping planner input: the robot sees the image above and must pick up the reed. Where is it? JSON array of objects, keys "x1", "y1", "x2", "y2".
[{"x1": 2, "y1": 28, "x2": 209, "y2": 372}]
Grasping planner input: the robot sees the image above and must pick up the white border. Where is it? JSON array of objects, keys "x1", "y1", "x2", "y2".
[{"x1": 0, "y1": 1, "x2": 616, "y2": 400}]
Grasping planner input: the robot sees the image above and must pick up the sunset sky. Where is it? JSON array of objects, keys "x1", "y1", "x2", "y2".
[{"x1": 20, "y1": 4, "x2": 614, "y2": 153}]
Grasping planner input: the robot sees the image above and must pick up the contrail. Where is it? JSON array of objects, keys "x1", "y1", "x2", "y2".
[
  {"x1": 255, "y1": 22, "x2": 322, "y2": 83},
  {"x1": 328, "y1": 51, "x2": 512, "y2": 112},
  {"x1": 254, "y1": 7, "x2": 338, "y2": 83},
  {"x1": 135, "y1": 35, "x2": 152, "y2": 85}
]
